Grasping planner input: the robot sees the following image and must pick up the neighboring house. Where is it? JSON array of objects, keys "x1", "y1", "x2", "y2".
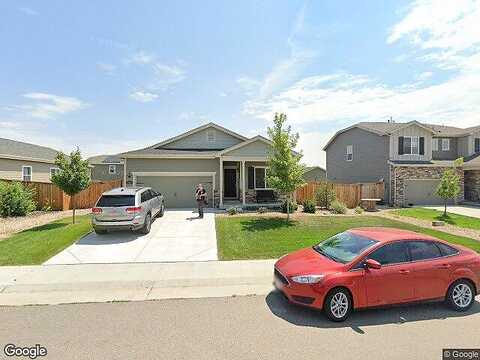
[
  {"x1": 0, "y1": 138, "x2": 61, "y2": 183},
  {"x1": 121, "y1": 123, "x2": 278, "y2": 208},
  {"x1": 324, "y1": 121, "x2": 480, "y2": 206},
  {"x1": 88, "y1": 154, "x2": 124, "y2": 182},
  {"x1": 303, "y1": 166, "x2": 326, "y2": 182}
]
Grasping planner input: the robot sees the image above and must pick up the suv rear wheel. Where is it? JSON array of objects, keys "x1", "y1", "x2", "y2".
[{"x1": 140, "y1": 213, "x2": 152, "y2": 235}]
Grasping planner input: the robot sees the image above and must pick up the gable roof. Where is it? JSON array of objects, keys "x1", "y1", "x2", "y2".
[
  {"x1": 305, "y1": 166, "x2": 326, "y2": 173},
  {"x1": 88, "y1": 154, "x2": 124, "y2": 165},
  {"x1": 323, "y1": 121, "x2": 479, "y2": 150},
  {"x1": 121, "y1": 122, "x2": 248, "y2": 157},
  {"x1": 217, "y1": 135, "x2": 272, "y2": 156},
  {"x1": 0, "y1": 137, "x2": 60, "y2": 163}
]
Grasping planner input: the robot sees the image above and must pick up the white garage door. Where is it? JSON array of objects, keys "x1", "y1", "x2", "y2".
[
  {"x1": 404, "y1": 179, "x2": 452, "y2": 206},
  {"x1": 136, "y1": 175, "x2": 213, "y2": 208}
]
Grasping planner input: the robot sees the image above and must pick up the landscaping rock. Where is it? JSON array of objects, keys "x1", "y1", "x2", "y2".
[{"x1": 432, "y1": 220, "x2": 445, "y2": 227}]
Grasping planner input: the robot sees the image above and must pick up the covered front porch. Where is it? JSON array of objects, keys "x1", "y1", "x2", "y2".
[{"x1": 218, "y1": 156, "x2": 281, "y2": 208}]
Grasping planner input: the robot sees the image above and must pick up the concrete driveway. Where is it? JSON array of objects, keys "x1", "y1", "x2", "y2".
[
  {"x1": 44, "y1": 209, "x2": 218, "y2": 264},
  {"x1": 424, "y1": 205, "x2": 480, "y2": 218}
]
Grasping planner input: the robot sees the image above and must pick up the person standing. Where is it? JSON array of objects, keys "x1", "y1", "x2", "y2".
[{"x1": 195, "y1": 184, "x2": 207, "y2": 218}]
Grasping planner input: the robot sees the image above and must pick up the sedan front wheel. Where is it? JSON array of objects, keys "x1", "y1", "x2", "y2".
[{"x1": 324, "y1": 287, "x2": 352, "y2": 322}]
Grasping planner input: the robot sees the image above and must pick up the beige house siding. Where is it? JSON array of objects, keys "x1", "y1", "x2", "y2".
[
  {"x1": 0, "y1": 158, "x2": 56, "y2": 183},
  {"x1": 223, "y1": 140, "x2": 271, "y2": 157},
  {"x1": 163, "y1": 128, "x2": 243, "y2": 150},
  {"x1": 389, "y1": 124, "x2": 433, "y2": 161}
]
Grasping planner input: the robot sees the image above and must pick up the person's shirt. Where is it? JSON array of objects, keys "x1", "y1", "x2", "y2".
[{"x1": 195, "y1": 188, "x2": 206, "y2": 201}]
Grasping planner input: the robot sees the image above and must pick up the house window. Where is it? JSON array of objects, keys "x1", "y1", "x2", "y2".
[
  {"x1": 108, "y1": 165, "x2": 116, "y2": 175},
  {"x1": 254, "y1": 167, "x2": 270, "y2": 189},
  {"x1": 432, "y1": 138, "x2": 438, "y2": 151},
  {"x1": 441, "y1": 138, "x2": 450, "y2": 151},
  {"x1": 475, "y1": 138, "x2": 480, "y2": 153},
  {"x1": 403, "y1": 136, "x2": 419, "y2": 155},
  {"x1": 345, "y1": 145, "x2": 353, "y2": 161},
  {"x1": 206, "y1": 130, "x2": 216, "y2": 143},
  {"x1": 22, "y1": 166, "x2": 32, "y2": 181},
  {"x1": 50, "y1": 168, "x2": 60, "y2": 179}
]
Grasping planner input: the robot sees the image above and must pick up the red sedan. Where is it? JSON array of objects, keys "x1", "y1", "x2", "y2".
[{"x1": 274, "y1": 228, "x2": 480, "y2": 322}]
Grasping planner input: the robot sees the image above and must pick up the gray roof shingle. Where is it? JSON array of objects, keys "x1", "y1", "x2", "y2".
[{"x1": 0, "y1": 138, "x2": 59, "y2": 162}]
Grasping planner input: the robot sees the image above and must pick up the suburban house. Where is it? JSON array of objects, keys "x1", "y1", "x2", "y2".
[
  {"x1": 88, "y1": 154, "x2": 124, "y2": 181},
  {"x1": 0, "y1": 138, "x2": 62, "y2": 183},
  {"x1": 303, "y1": 166, "x2": 326, "y2": 182},
  {"x1": 324, "y1": 121, "x2": 480, "y2": 206},
  {"x1": 121, "y1": 123, "x2": 279, "y2": 208}
]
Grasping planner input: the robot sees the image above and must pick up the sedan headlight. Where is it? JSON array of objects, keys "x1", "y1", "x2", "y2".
[{"x1": 291, "y1": 275, "x2": 324, "y2": 284}]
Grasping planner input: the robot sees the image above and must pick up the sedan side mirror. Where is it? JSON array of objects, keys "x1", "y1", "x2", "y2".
[{"x1": 365, "y1": 259, "x2": 382, "y2": 270}]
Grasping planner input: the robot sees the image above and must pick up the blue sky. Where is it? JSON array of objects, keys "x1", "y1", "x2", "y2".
[{"x1": 1, "y1": 0, "x2": 479, "y2": 166}]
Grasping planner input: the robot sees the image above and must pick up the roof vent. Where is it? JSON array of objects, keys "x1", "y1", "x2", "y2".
[{"x1": 387, "y1": 116, "x2": 395, "y2": 123}]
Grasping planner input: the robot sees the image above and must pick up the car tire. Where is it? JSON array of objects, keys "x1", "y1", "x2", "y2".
[
  {"x1": 446, "y1": 279, "x2": 475, "y2": 311},
  {"x1": 140, "y1": 213, "x2": 152, "y2": 235},
  {"x1": 158, "y1": 204, "x2": 165, "y2": 217},
  {"x1": 324, "y1": 287, "x2": 353, "y2": 322},
  {"x1": 94, "y1": 228, "x2": 107, "y2": 235}
]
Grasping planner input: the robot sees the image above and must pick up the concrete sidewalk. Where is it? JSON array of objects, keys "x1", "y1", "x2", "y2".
[{"x1": 0, "y1": 260, "x2": 276, "y2": 306}]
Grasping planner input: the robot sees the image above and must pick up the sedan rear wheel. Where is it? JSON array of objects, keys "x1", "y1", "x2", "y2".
[
  {"x1": 447, "y1": 280, "x2": 475, "y2": 311},
  {"x1": 324, "y1": 288, "x2": 352, "y2": 322}
]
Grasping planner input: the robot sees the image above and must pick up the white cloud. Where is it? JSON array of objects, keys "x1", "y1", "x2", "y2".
[
  {"x1": 19, "y1": 7, "x2": 38, "y2": 16},
  {"x1": 9, "y1": 93, "x2": 87, "y2": 119},
  {"x1": 236, "y1": 76, "x2": 260, "y2": 95},
  {"x1": 125, "y1": 51, "x2": 155, "y2": 65},
  {"x1": 97, "y1": 62, "x2": 116, "y2": 75},
  {"x1": 129, "y1": 91, "x2": 159, "y2": 103},
  {"x1": 219, "y1": 92, "x2": 228, "y2": 97},
  {"x1": 416, "y1": 71, "x2": 433, "y2": 81}
]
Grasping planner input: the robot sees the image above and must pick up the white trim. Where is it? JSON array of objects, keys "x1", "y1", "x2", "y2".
[
  {"x1": 108, "y1": 164, "x2": 117, "y2": 175},
  {"x1": 242, "y1": 160, "x2": 246, "y2": 205},
  {"x1": 345, "y1": 145, "x2": 353, "y2": 161},
  {"x1": 123, "y1": 158, "x2": 127, "y2": 187},
  {"x1": 253, "y1": 166, "x2": 272, "y2": 190},
  {"x1": 220, "y1": 156, "x2": 268, "y2": 162},
  {"x1": 389, "y1": 121, "x2": 436, "y2": 135},
  {"x1": 122, "y1": 154, "x2": 217, "y2": 159},
  {"x1": 22, "y1": 165, "x2": 32, "y2": 181},
  {"x1": 388, "y1": 161, "x2": 457, "y2": 168},
  {"x1": 441, "y1": 138, "x2": 450, "y2": 151},
  {"x1": 49, "y1": 167, "x2": 60, "y2": 179},
  {"x1": 219, "y1": 158, "x2": 223, "y2": 206},
  {"x1": 217, "y1": 135, "x2": 272, "y2": 156},
  {"x1": 432, "y1": 138, "x2": 438, "y2": 151},
  {"x1": 1, "y1": 154, "x2": 55, "y2": 164},
  {"x1": 402, "y1": 136, "x2": 420, "y2": 155}
]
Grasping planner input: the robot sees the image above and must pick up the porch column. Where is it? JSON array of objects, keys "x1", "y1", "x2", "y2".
[
  {"x1": 219, "y1": 157, "x2": 223, "y2": 207},
  {"x1": 242, "y1": 160, "x2": 246, "y2": 205}
]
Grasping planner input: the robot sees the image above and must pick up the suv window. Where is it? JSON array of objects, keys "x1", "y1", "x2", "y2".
[
  {"x1": 436, "y1": 242, "x2": 459, "y2": 257},
  {"x1": 140, "y1": 191, "x2": 151, "y2": 203},
  {"x1": 367, "y1": 242, "x2": 409, "y2": 265},
  {"x1": 97, "y1": 195, "x2": 135, "y2": 207},
  {"x1": 408, "y1": 241, "x2": 442, "y2": 261}
]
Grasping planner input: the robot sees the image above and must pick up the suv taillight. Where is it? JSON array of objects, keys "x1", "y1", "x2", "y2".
[
  {"x1": 92, "y1": 207, "x2": 102, "y2": 214},
  {"x1": 126, "y1": 206, "x2": 142, "y2": 214}
]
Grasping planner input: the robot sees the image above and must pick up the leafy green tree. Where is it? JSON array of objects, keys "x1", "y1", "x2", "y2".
[
  {"x1": 51, "y1": 149, "x2": 90, "y2": 223},
  {"x1": 436, "y1": 169, "x2": 461, "y2": 217},
  {"x1": 266, "y1": 113, "x2": 306, "y2": 221}
]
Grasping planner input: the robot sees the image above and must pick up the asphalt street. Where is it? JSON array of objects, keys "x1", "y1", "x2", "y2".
[{"x1": 1, "y1": 292, "x2": 479, "y2": 360}]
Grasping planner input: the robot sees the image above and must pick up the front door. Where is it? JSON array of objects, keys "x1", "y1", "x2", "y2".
[{"x1": 224, "y1": 168, "x2": 237, "y2": 198}]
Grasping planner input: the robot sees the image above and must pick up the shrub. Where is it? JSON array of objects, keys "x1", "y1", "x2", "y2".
[
  {"x1": 303, "y1": 200, "x2": 316, "y2": 214},
  {"x1": 0, "y1": 181, "x2": 36, "y2": 217},
  {"x1": 354, "y1": 206, "x2": 364, "y2": 214},
  {"x1": 330, "y1": 200, "x2": 347, "y2": 215},
  {"x1": 281, "y1": 200, "x2": 298, "y2": 213},
  {"x1": 227, "y1": 207, "x2": 239, "y2": 215},
  {"x1": 257, "y1": 206, "x2": 268, "y2": 214},
  {"x1": 315, "y1": 181, "x2": 336, "y2": 209}
]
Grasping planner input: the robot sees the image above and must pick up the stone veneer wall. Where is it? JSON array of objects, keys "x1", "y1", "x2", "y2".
[
  {"x1": 464, "y1": 170, "x2": 480, "y2": 202},
  {"x1": 390, "y1": 165, "x2": 464, "y2": 207}
]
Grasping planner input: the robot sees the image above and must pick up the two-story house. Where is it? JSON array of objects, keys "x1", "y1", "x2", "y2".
[{"x1": 324, "y1": 121, "x2": 480, "y2": 206}]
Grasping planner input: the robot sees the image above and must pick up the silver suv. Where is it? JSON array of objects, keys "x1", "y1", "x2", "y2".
[{"x1": 92, "y1": 187, "x2": 165, "y2": 235}]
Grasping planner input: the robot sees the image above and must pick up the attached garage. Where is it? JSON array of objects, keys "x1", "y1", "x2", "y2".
[
  {"x1": 404, "y1": 179, "x2": 447, "y2": 206},
  {"x1": 133, "y1": 172, "x2": 215, "y2": 208}
]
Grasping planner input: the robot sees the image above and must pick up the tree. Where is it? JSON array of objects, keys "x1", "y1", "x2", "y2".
[
  {"x1": 266, "y1": 113, "x2": 306, "y2": 221},
  {"x1": 51, "y1": 149, "x2": 90, "y2": 223},
  {"x1": 436, "y1": 169, "x2": 461, "y2": 217},
  {"x1": 315, "y1": 181, "x2": 336, "y2": 209}
]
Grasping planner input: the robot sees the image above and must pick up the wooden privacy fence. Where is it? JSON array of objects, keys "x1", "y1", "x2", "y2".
[
  {"x1": 3, "y1": 179, "x2": 122, "y2": 211},
  {"x1": 295, "y1": 181, "x2": 385, "y2": 208}
]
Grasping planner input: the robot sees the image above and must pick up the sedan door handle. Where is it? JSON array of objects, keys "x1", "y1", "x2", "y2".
[
  {"x1": 437, "y1": 264, "x2": 451, "y2": 269},
  {"x1": 398, "y1": 269, "x2": 410, "y2": 275}
]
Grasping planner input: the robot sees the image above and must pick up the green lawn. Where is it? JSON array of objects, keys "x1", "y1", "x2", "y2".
[
  {"x1": 0, "y1": 215, "x2": 92, "y2": 266},
  {"x1": 216, "y1": 215, "x2": 480, "y2": 260},
  {"x1": 391, "y1": 208, "x2": 480, "y2": 231}
]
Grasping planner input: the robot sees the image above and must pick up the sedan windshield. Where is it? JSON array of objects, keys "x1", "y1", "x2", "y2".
[{"x1": 313, "y1": 232, "x2": 378, "y2": 263}]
